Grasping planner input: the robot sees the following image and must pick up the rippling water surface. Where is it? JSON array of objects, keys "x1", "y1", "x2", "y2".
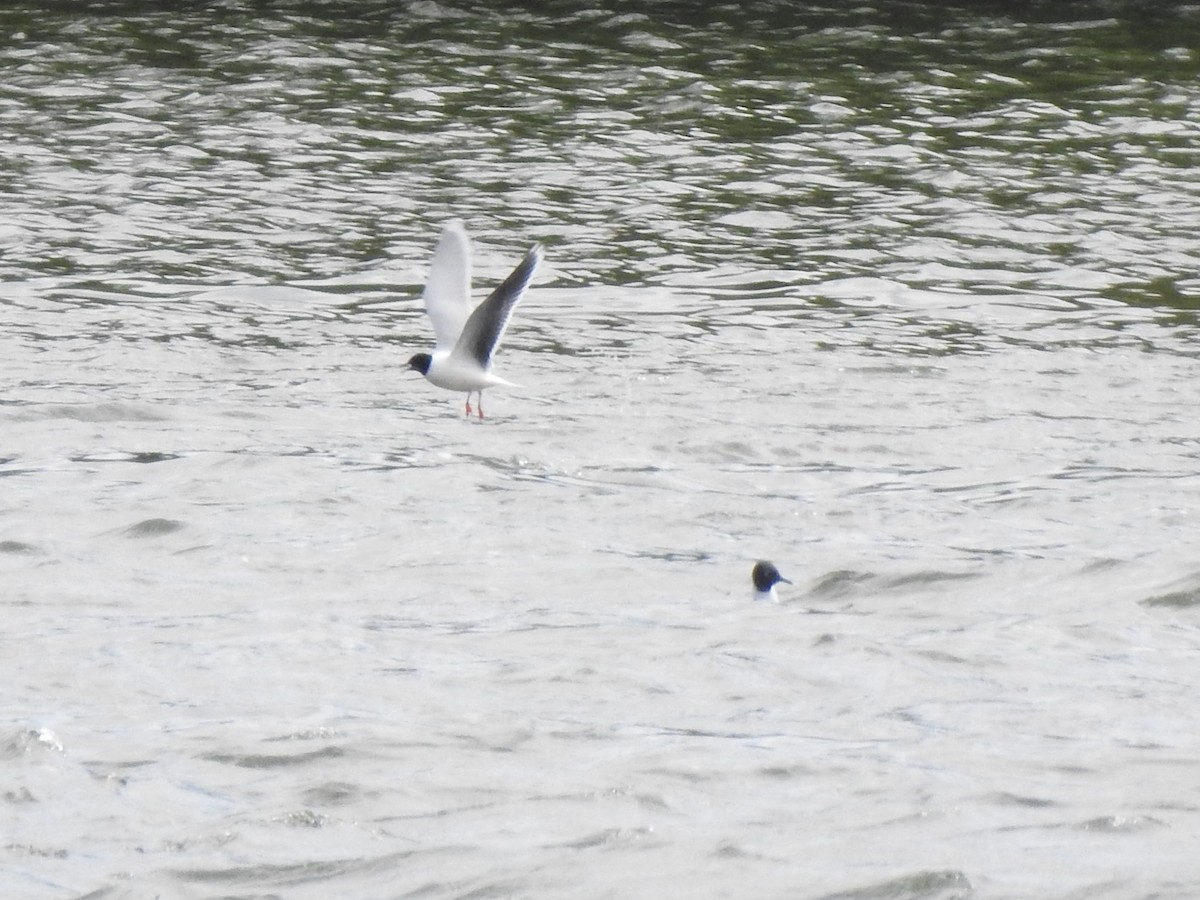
[{"x1": 4, "y1": 2, "x2": 1200, "y2": 898}]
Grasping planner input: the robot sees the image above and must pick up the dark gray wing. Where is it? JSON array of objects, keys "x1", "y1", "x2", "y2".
[{"x1": 451, "y1": 243, "x2": 542, "y2": 369}]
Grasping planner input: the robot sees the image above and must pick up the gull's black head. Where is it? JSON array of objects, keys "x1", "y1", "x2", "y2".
[
  {"x1": 752, "y1": 560, "x2": 791, "y2": 592},
  {"x1": 408, "y1": 353, "x2": 432, "y2": 375}
]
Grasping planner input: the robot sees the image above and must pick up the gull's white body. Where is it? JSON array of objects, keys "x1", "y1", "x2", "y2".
[
  {"x1": 409, "y1": 219, "x2": 541, "y2": 416},
  {"x1": 753, "y1": 585, "x2": 782, "y2": 603},
  {"x1": 422, "y1": 352, "x2": 517, "y2": 393}
]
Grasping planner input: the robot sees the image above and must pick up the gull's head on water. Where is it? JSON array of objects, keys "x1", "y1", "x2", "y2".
[
  {"x1": 751, "y1": 560, "x2": 791, "y2": 603},
  {"x1": 408, "y1": 353, "x2": 433, "y2": 376}
]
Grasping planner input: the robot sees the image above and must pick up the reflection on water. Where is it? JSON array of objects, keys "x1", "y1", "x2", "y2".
[
  {"x1": 3, "y1": 1, "x2": 1199, "y2": 308},
  {"x1": 4, "y1": 3, "x2": 1200, "y2": 899}
]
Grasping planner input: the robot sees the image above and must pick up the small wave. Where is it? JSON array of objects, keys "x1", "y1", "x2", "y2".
[
  {"x1": 122, "y1": 518, "x2": 186, "y2": 538},
  {"x1": 817, "y1": 869, "x2": 973, "y2": 900},
  {"x1": 203, "y1": 746, "x2": 347, "y2": 769}
]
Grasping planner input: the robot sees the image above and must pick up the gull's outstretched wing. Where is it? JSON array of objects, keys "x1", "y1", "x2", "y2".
[
  {"x1": 452, "y1": 244, "x2": 542, "y2": 370},
  {"x1": 422, "y1": 219, "x2": 472, "y2": 352}
]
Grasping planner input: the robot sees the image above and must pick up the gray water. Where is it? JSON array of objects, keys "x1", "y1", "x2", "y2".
[{"x1": 4, "y1": 2, "x2": 1200, "y2": 898}]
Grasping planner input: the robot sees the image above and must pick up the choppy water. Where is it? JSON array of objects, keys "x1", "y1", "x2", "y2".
[{"x1": 4, "y1": 2, "x2": 1200, "y2": 898}]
